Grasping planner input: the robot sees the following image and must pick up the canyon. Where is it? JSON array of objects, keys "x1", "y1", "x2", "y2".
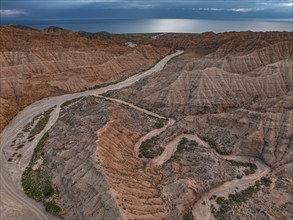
[
  {"x1": 0, "y1": 25, "x2": 171, "y2": 132},
  {"x1": 0, "y1": 26, "x2": 292, "y2": 220}
]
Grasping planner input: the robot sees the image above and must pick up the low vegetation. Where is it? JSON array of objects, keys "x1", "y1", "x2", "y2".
[
  {"x1": 99, "y1": 59, "x2": 163, "y2": 96},
  {"x1": 226, "y1": 159, "x2": 257, "y2": 176},
  {"x1": 44, "y1": 200, "x2": 62, "y2": 213},
  {"x1": 29, "y1": 107, "x2": 55, "y2": 137},
  {"x1": 183, "y1": 211, "x2": 194, "y2": 220},
  {"x1": 89, "y1": 75, "x2": 128, "y2": 91},
  {"x1": 200, "y1": 136, "x2": 231, "y2": 155},
  {"x1": 29, "y1": 132, "x2": 49, "y2": 166},
  {"x1": 22, "y1": 132, "x2": 61, "y2": 214},
  {"x1": 177, "y1": 138, "x2": 198, "y2": 153},
  {"x1": 139, "y1": 135, "x2": 164, "y2": 158},
  {"x1": 226, "y1": 160, "x2": 257, "y2": 170},
  {"x1": 22, "y1": 167, "x2": 55, "y2": 201},
  {"x1": 168, "y1": 138, "x2": 198, "y2": 162},
  {"x1": 61, "y1": 97, "x2": 82, "y2": 110},
  {"x1": 260, "y1": 176, "x2": 272, "y2": 187},
  {"x1": 215, "y1": 196, "x2": 225, "y2": 205},
  {"x1": 22, "y1": 113, "x2": 42, "y2": 133},
  {"x1": 211, "y1": 176, "x2": 272, "y2": 220},
  {"x1": 154, "y1": 118, "x2": 166, "y2": 129}
]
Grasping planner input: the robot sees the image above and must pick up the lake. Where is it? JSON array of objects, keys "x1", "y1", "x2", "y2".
[{"x1": 1, "y1": 18, "x2": 292, "y2": 33}]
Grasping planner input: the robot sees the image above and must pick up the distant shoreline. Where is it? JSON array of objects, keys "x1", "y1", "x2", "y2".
[{"x1": 1, "y1": 18, "x2": 292, "y2": 34}]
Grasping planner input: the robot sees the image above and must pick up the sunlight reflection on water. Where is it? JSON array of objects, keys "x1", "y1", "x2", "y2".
[{"x1": 2, "y1": 18, "x2": 292, "y2": 33}]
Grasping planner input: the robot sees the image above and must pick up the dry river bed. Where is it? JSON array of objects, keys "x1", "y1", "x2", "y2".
[{"x1": 0, "y1": 49, "x2": 270, "y2": 220}]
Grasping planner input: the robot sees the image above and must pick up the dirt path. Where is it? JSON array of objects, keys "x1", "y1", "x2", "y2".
[
  {"x1": 0, "y1": 50, "x2": 183, "y2": 219},
  {"x1": 0, "y1": 106, "x2": 61, "y2": 220},
  {"x1": 97, "y1": 96, "x2": 168, "y2": 119},
  {"x1": 134, "y1": 118, "x2": 175, "y2": 158},
  {"x1": 95, "y1": 95, "x2": 176, "y2": 158},
  {"x1": 0, "y1": 48, "x2": 269, "y2": 220},
  {"x1": 151, "y1": 134, "x2": 207, "y2": 166},
  {"x1": 192, "y1": 156, "x2": 270, "y2": 220},
  {"x1": 143, "y1": 130, "x2": 270, "y2": 219}
]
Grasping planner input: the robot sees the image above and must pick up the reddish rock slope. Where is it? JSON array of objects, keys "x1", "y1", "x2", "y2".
[{"x1": 0, "y1": 26, "x2": 171, "y2": 132}]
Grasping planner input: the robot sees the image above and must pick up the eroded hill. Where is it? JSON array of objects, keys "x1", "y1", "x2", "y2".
[
  {"x1": 103, "y1": 32, "x2": 293, "y2": 219},
  {"x1": 1, "y1": 29, "x2": 293, "y2": 220},
  {"x1": 0, "y1": 25, "x2": 171, "y2": 132}
]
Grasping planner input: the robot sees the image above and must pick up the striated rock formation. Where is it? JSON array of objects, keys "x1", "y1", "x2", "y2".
[
  {"x1": 104, "y1": 31, "x2": 293, "y2": 219},
  {"x1": 106, "y1": 33, "x2": 292, "y2": 168},
  {"x1": 107, "y1": 41, "x2": 292, "y2": 118},
  {"x1": 40, "y1": 96, "x2": 235, "y2": 219},
  {"x1": 160, "y1": 144, "x2": 235, "y2": 219},
  {"x1": 182, "y1": 108, "x2": 292, "y2": 168},
  {"x1": 44, "y1": 96, "x2": 162, "y2": 219},
  {"x1": 2, "y1": 29, "x2": 292, "y2": 220},
  {"x1": 0, "y1": 26, "x2": 171, "y2": 132}
]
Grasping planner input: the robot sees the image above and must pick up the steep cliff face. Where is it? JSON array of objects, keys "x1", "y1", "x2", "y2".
[{"x1": 0, "y1": 26, "x2": 171, "y2": 132}]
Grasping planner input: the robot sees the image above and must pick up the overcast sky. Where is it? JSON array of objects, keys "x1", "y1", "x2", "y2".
[{"x1": 1, "y1": 0, "x2": 293, "y2": 20}]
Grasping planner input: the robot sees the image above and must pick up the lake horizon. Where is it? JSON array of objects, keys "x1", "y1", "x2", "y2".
[{"x1": 1, "y1": 18, "x2": 292, "y2": 34}]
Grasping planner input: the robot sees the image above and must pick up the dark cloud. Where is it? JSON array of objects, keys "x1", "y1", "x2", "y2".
[{"x1": 1, "y1": 0, "x2": 292, "y2": 20}]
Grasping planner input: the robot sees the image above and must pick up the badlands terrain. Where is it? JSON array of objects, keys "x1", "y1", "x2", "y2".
[{"x1": 0, "y1": 26, "x2": 292, "y2": 220}]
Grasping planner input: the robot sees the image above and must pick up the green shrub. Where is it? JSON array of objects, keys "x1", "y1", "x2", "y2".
[
  {"x1": 22, "y1": 132, "x2": 62, "y2": 214},
  {"x1": 200, "y1": 136, "x2": 231, "y2": 155},
  {"x1": 180, "y1": 138, "x2": 188, "y2": 145},
  {"x1": 188, "y1": 140, "x2": 198, "y2": 147},
  {"x1": 183, "y1": 211, "x2": 194, "y2": 220},
  {"x1": 140, "y1": 136, "x2": 164, "y2": 158},
  {"x1": 22, "y1": 168, "x2": 43, "y2": 201},
  {"x1": 43, "y1": 184, "x2": 55, "y2": 198},
  {"x1": 216, "y1": 197, "x2": 225, "y2": 205},
  {"x1": 22, "y1": 168, "x2": 55, "y2": 202},
  {"x1": 22, "y1": 113, "x2": 42, "y2": 133},
  {"x1": 261, "y1": 176, "x2": 272, "y2": 187},
  {"x1": 213, "y1": 175, "x2": 272, "y2": 219},
  {"x1": 154, "y1": 119, "x2": 166, "y2": 129},
  {"x1": 177, "y1": 138, "x2": 198, "y2": 154},
  {"x1": 44, "y1": 200, "x2": 61, "y2": 213},
  {"x1": 226, "y1": 159, "x2": 257, "y2": 176},
  {"x1": 30, "y1": 132, "x2": 49, "y2": 166},
  {"x1": 29, "y1": 108, "x2": 54, "y2": 137},
  {"x1": 177, "y1": 143, "x2": 185, "y2": 153},
  {"x1": 61, "y1": 97, "x2": 82, "y2": 109},
  {"x1": 243, "y1": 168, "x2": 255, "y2": 176}
]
